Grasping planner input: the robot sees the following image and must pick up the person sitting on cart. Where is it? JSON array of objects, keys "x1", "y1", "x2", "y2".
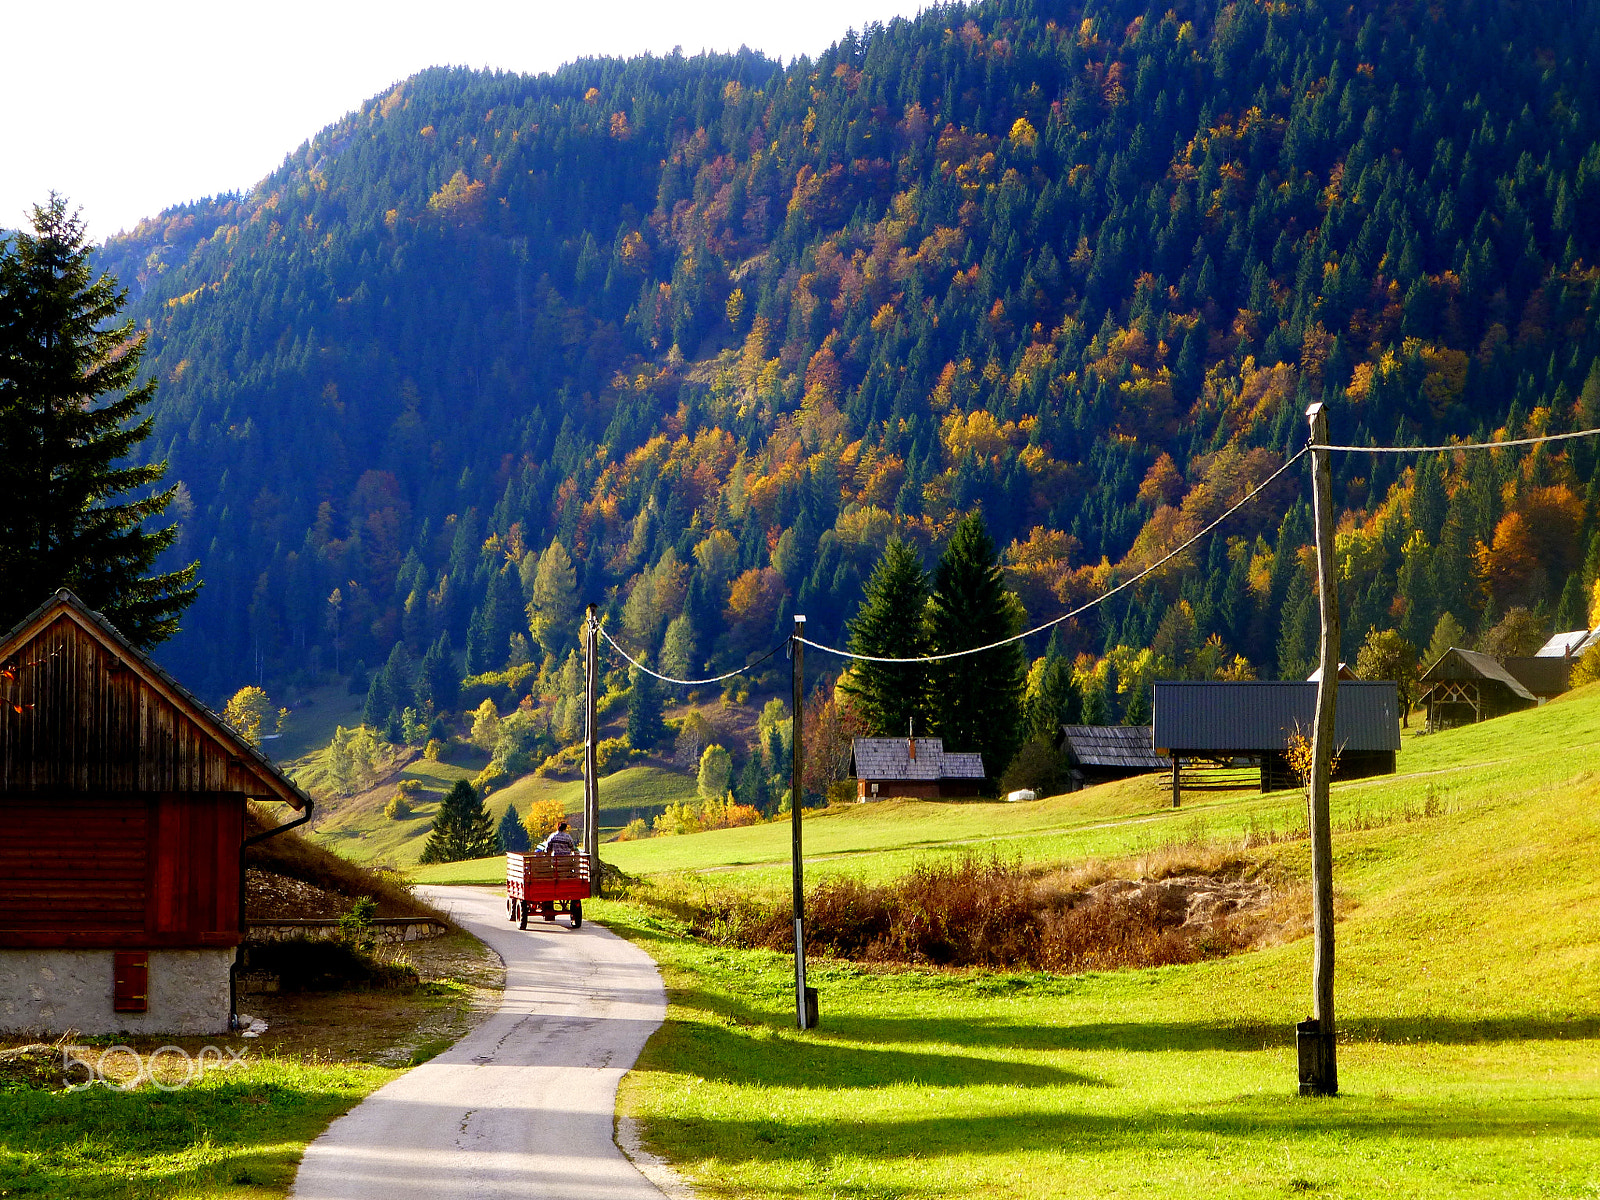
[{"x1": 538, "y1": 821, "x2": 576, "y2": 855}]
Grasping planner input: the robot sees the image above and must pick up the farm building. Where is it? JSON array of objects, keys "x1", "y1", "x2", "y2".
[
  {"x1": 1418, "y1": 648, "x2": 1538, "y2": 731},
  {"x1": 850, "y1": 736, "x2": 985, "y2": 799},
  {"x1": 1056, "y1": 725, "x2": 1170, "y2": 790},
  {"x1": 1536, "y1": 629, "x2": 1600, "y2": 658},
  {"x1": 1500, "y1": 656, "x2": 1572, "y2": 701},
  {"x1": 0, "y1": 590, "x2": 311, "y2": 1036},
  {"x1": 1152, "y1": 680, "x2": 1401, "y2": 800}
]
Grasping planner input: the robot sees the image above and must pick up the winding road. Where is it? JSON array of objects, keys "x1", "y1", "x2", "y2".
[{"x1": 291, "y1": 884, "x2": 681, "y2": 1200}]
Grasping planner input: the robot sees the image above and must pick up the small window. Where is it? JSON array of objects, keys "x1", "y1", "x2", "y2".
[{"x1": 113, "y1": 951, "x2": 148, "y2": 1013}]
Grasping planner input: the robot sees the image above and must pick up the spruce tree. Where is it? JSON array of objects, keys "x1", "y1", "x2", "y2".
[
  {"x1": 838, "y1": 538, "x2": 933, "y2": 736},
  {"x1": 419, "y1": 779, "x2": 499, "y2": 863},
  {"x1": 0, "y1": 195, "x2": 197, "y2": 644},
  {"x1": 626, "y1": 667, "x2": 665, "y2": 750},
  {"x1": 497, "y1": 802, "x2": 530, "y2": 852},
  {"x1": 927, "y1": 515, "x2": 1026, "y2": 783}
]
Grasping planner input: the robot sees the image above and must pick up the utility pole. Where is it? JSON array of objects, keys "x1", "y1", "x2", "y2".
[
  {"x1": 1301, "y1": 402, "x2": 1339, "y2": 1096},
  {"x1": 790, "y1": 614, "x2": 816, "y2": 1030},
  {"x1": 584, "y1": 605, "x2": 602, "y2": 897}
]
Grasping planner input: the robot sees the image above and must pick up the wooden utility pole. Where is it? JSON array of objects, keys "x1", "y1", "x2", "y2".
[
  {"x1": 790, "y1": 614, "x2": 816, "y2": 1030},
  {"x1": 1301, "y1": 402, "x2": 1339, "y2": 1096},
  {"x1": 584, "y1": 605, "x2": 602, "y2": 897}
]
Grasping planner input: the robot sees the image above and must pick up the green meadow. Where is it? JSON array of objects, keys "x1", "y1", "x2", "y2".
[{"x1": 560, "y1": 687, "x2": 1600, "y2": 1199}]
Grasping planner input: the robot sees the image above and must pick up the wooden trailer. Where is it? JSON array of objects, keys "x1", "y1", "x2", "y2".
[{"x1": 505, "y1": 851, "x2": 592, "y2": 928}]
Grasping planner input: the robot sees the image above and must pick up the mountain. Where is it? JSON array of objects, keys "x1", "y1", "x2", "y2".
[{"x1": 98, "y1": 0, "x2": 1600, "y2": 727}]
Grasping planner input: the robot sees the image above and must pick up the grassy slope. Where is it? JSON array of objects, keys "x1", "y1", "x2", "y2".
[{"x1": 592, "y1": 687, "x2": 1600, "y2": 1199}]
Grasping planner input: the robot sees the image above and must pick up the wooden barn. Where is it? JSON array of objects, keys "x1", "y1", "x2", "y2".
[
  {"x1": 1056, "y1": 725, "x2": 1171, "y2": 790},
  {"x1": 1418, "y1": 648, "x2": 1537, "y2": 731},
  {"x1": 0, "y1": 591, "x2": 311, "y2": 1036},
  {"x1": 849, "y1": 736, "x2": 986, "y2": 799},
  {"x1": 1152, "y1": 680, "x2": 1401, "y2": 801}
]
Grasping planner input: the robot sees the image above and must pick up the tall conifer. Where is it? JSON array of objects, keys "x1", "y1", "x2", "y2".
[
  {"x1": 0, "y1": 196, "x2": 197, "y2": 644},
  {"x1": 927, "y1": 515, "x2": 1025, "y2": 782},
  {"x1": 419, "y1": 779, "x2": 499, "y2": 864},
  {"x1": 838, "y1": 538, "x2": 932, "y2": 736}
]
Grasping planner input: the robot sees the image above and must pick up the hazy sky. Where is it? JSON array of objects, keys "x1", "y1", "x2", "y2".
[{"x1": 5, "y1": 0, "x2": 927, "y2": 242}]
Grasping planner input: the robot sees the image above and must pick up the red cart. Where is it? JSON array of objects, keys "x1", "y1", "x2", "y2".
[{"x1": 505, "y1": 851, "x2": 592, "y2": 929}]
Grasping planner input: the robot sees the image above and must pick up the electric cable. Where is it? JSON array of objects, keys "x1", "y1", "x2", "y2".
[
  {"x1": 596, "y1": 619, "x2": 786, "y2": 686},
  {"x1": 1311, "y1": 426, "x2": 1600, "y2": 453},
  {"x1": 799, "y1": 443, "x2": 1312, "y2": 665}
]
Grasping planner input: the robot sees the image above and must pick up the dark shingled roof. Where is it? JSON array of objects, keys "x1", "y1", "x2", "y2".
[
  {"x1": 1152, "y1": 681, "x2": 1401, "y2": 753},
  {"x1": 1500, "y1": 656, "x2": 1571, "y2": 697},
  {"x1": 1419, "y1": 647, "x2": 1537, "y2": 702},
  {"x1": 850, "y1": 737, "x2": 986, "y2": 781},
  {"x1": 1059, "y1": 725, "x2": 1171, "y2": 771}
]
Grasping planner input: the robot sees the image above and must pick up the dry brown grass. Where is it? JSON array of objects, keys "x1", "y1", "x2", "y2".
[{"x1": 643, "y1": 846, "x2": 1302, "y2": 973}]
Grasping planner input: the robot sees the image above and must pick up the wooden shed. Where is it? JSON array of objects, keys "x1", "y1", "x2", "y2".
[
  {"x1": 0, "y1": 590, "x2": 311, "y2": 1035},
  {"x1": 1418, "y1": 647, "x2": 1537, "y2": 731},
  {"x1": 1056, "y1": 725, "x2": 1171, "y2": 790}
]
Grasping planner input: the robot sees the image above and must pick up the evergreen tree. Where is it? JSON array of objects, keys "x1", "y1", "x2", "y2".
[
  {"x1": 497, "y1": 802, "x2": 530, "y2": 853},
  {"x1": 526, "y1": 538, "x2": 580, "y2": 656},
  {"x1": 419, "y1": 779, "x2": 499, "y2": 863},
  {"x1": 626, "y1": 666, "x2": 666, "y2": 750},
  {"x1": 362, "y1": 669, "x2": 395, "y2": 729},
  {"x1": 418, "y1": 632, "x2": 459, "y2": 713},
  {"x1": 734, "y1": 751, "x2": 769, "y2": 812},
  {"x1": 927, "y1": 514, "x2": 1026, "y2": 783},
  {"x1": 0, "y1": 196, "x2": 197, "y2": 644},
  {"x1": 1424, "y1": 612, "x2": 1467, "y2": 672},
  {"x1": 838, "y1": 538, "x2": 933, "y2": 736}
]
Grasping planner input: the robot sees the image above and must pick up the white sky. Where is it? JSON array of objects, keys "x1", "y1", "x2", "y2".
[{"x1": 4, "y1": 0, "x2": 927, "y2": 242}]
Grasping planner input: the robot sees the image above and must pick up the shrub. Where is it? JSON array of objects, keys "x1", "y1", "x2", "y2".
[
  {"x1": 596, "y1": 736, "x2": 630, "y2": 774},
  {"x1": 616, "y1": 818, "x2": 649, "y2": 841},
  {"x1": 397, "y1": 778, "x2": 424, "y2": 796},
  {"x1": 472, "y1": 762, "x2": 510, "y2": 795},
  {"x1": 383, "y1": 794, "x2": 411, "y2": 820},
  {"x1": 524, "y1": 797, "x2": 567, "y2": 843},
  {"x1": 423, "y1": 738, "x2": 446, "y2": 761},
  {"x1": 1000, "y1": 736, "x2": 1065, "y2": 796},
  {"x1": 1573, "y1": 642, "x2": 1600, "y2": 687}
]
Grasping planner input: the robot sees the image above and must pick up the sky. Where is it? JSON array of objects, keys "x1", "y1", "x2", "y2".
[{"x1": 4, "y1": 0, "x2": 929, "y2": 243}]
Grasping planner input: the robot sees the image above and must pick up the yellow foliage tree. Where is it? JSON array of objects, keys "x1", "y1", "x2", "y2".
[{"x1": 222, "y1": 686, "x2": 286, "y2": 748}]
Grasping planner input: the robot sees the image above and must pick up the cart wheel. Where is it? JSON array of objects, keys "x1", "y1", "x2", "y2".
[
  {"x1": 542, "y1": 901, "x2": 556, "y2": 922},
  {"x1": 518, "y1": 900, "x2": 528, "y2": 930},
  {"x1": 569, "y1": 899, "x2": 583, "y2": 929},
  {"x1": 506, "y1": 897, "x2": 515, "y2": 921}
]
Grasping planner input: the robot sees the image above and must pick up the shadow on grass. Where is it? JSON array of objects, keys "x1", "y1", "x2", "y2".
[
  {"x1": 652, "y1": 1014, "x2": 1106, "y2": 1089},
  {"x1": 640, "y1": 1101, "x2": 1600, "y2": 1169},
  {"x1": 667, "y1": 977, "x2": 1600, "y2": 1055},
  {"x1": 0, "y1": 1076, "x2": 363, "y2": 1198}
]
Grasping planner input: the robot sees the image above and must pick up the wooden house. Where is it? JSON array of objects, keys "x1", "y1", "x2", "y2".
[
  {"x1": 849, "y1": 736, "x2": 986, "y2": 799},
  {"x1": 1418, "y1": 647, "x2": 1537, "y2": 731},
  {"x1": 1056, "y1": 725, "x2": 1170, "y2": 790},
  {"x1": 0, "y1": 591, "x2": 311, "y2": 1036},
  {"x1": 1152, "y1": 680, "x2": 1400, "y2": 800}
]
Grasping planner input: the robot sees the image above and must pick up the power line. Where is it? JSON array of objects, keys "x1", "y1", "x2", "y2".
[
  {"x1": 1312, "y1": 425, "x2": 1600, "y2": 454},
  {"x1": 596, "y1": 620, "x2": 785, "y2": 686},
  {"x1": 799, "y1": 444, "x2": 1311, "y2": 666}
]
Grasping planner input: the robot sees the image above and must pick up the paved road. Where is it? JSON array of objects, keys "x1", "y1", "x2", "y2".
[{"x1": 291, "y1": 885, "x2": 675, "y2": 1200}]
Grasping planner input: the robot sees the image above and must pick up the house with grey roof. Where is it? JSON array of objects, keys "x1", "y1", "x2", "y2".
[{"x1": 849, "y1": 736, "x2": 986, "y2": 800}]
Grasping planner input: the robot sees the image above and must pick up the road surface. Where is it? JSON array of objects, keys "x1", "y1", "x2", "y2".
[{"x1": 291, "y1": 884, "x2": 680, "y2": 1200}]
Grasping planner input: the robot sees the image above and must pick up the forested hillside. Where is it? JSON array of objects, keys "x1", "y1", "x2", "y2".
[{"x1": 101, "y1": 0, "x2": 1600, "y2": 734}]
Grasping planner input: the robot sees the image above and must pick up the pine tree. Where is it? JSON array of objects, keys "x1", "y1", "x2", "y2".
[
  {"x1": 527, "y1": 538, "x2": 580, "y2": 656},
  {"x1": 497, "y1": 802, "x2": 530, "y2": 853},
  {"x1": 419, "y1": 779, "x2": 499, "y2": 863},
  {"x1": 418, "y1": 632, "x2": 459, "y2": 714},
  {"x1": 926, "y1": 515, "x2": 1026, "y2": 783},
  {"x1": 838, "y1": 538, "x2": 933, "y2": 736},
  {"x1": 0, "y1": 196, "x2": 197, "y2": 644}
]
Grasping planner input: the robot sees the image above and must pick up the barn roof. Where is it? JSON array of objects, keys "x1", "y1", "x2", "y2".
[
  {"x1": 849, "y1": 737, "x2": 986, "y2": 781},
  {"x1": 1500, "y1": 656, "x2": 1571, "y2": 697},
  {"x1": 1418, "y1": 647, "x2": 1537, "y2": 702},
  {"x1": 1151, "y1": 681, "x2": 1401, "y2": 754},
  {"x1": 1059, "y1": 724, "x2": 1171, "y2": 771},
  {"x1": 0, "y1": 590, "x2": 310, "y2": 808}
]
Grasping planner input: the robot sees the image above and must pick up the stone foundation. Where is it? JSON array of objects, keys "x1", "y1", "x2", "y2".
[{"x1": 0, "y1": 948, "x2": 235, "y2": 1037}]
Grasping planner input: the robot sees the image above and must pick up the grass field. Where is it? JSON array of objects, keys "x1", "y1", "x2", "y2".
[{"x1": 582, "y1": 686, "x2": 1600, "y2": 1199}]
